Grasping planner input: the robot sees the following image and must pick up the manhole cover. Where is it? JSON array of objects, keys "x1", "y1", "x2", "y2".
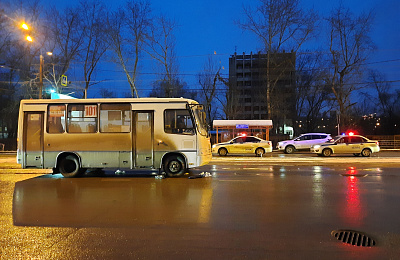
[{"x1": 331, "y1": 230, "x2": 376, "y2": 247}]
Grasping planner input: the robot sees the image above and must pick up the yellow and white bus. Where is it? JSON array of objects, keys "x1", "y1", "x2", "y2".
[{"x1": 17, "y1": 98, "x2": 211, "y2": 178}]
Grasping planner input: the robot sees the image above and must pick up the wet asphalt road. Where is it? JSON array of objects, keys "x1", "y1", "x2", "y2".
[{"x1": 1, "y1": 153, "x2": 400, "y2": 259}]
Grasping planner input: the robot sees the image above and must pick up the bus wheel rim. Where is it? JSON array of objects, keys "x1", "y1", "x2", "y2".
[{"x1": 169, "y1": 161, "x2": 181, "y2": 173}]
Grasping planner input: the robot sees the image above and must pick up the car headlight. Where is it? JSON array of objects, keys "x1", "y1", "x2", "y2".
[
  {"x1": 313, "y1": 145, "x2": 320, "y2": 149},
  {"x1": 212, "y1": 144, "x2": 216, "y2": 149}
]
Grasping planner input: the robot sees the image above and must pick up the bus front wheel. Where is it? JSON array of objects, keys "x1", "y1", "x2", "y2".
[
  {"x1": 59, "y1": 155, "x2": 84, "y2": 178},
  {"x1": 164, "y1": 155, "x2": 186, "y2": 178}
]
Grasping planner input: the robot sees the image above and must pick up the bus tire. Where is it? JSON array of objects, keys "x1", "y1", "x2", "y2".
[
  {"x1": 59, "y1": 155, "x2": 83, "y2": 178},
  {"x1": 164, "y1": 155, "x2": 186, "y2": 178}
]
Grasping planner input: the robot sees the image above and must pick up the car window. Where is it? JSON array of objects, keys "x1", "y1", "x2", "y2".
[
  {"x1": 246, "y1": 137, "x2": 259, "y2": 143},
  {"x1": 351, "y1": 137, "x2": 365, "y2": 143},
  {"x1": 336, "y1": 137, "x2": 349, "y2": 144},
  {"x1": 298, "y1": 135, "x2": 311, "y2": 141},
  {"x1": 233, "y1": 137, "x2": 245, "y2": 143}
]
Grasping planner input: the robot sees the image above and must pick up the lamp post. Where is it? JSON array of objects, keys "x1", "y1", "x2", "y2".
[
  {"x1": 21, "y1": 22, "x2": 53, "y2": 99},
  {"x1": 39, "y1": 54, "x2": 43, "y2": 98}
]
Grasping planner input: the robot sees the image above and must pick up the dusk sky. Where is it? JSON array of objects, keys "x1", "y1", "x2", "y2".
[{"x1": 6, "y1": 0, "x2": 400, "y2": 97}]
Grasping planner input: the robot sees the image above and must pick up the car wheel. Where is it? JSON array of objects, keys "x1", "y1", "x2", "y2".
[
  {"x1": 284, "y1": 145, "x2": 295, "y2": 154},
  {"x1": 353, "y1": 153, "x2": 361, "y2": 157},
  {"x1": 218, "y1": 148, "x2": 228, "y2": 156},
  {"x1": 361, "y1": 148, "x2": 372, "y2": 157},
  {"x1": 255, "y1": 148, "x2": 265, "y2": 157},
  {"x1": 59, "y1": 155, "x2": 84, "y2": 178},
  {"x1": 322, "y1": 148, "x2": 332, "y2": 157},
  {"x1": 164, "y1": 155, "x2": 186, "y2": 177}
]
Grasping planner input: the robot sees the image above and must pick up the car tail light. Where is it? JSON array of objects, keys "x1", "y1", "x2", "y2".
[{"x1": 376, "y1": 141, "x2": 379, "y2": 146}]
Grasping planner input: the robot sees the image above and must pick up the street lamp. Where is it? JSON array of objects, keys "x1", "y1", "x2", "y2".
[{"x1": 22, "y1": 22, "x2": 51, "y2": 99}]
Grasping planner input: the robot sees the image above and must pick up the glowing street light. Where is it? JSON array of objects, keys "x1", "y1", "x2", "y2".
[
  {"x1": 21, "y1": 23, "x2": 29, "y2": 30},
  {"x1": 22, "y1": 24, "x2": 51, "y2": 99}
]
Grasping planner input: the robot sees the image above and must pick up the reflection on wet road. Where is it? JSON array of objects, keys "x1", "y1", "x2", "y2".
[{"x1": 3, "y1": 163, "x2": 400, "y2": 259}]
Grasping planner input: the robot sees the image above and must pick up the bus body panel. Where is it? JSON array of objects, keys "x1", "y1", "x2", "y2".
[{"x1": 17, "y1": 98, "x2": 211, "y2": 175}]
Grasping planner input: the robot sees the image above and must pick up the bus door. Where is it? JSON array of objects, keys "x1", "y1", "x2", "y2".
[
  {"x1": 133, "y1": 111, "x2": 154, "y2": 168},
  {"x1": 24, "y1": 112, "x2": 44, "y2": 168}
]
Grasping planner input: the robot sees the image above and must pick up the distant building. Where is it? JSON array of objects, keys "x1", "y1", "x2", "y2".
[{"x1": 228, "y1": 52, "x2": 296, "y2": 134}]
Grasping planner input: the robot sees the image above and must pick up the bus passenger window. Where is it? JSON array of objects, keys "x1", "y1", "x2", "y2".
[
  {"x1": 47, "y1": 105, "x2": 65, "y2": 133},
  {"x1": 67, "y1": 104, "x2": 98, "y2": 133},
  {"x1": 100, "y1": 104, "x2": 131, "y2": 132},
  {"x1": 164, "y1": 109, "x2": 194, "y2": 135}
]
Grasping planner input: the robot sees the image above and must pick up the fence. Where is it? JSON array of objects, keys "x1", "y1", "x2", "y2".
[{"x1": 366, "y1": 135, "x2": 400, "y2": 149}]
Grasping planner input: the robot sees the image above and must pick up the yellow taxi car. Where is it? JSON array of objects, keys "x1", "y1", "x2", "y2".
[
  {"x1": 212, "y1": 136, "x2": 273, "y2": 156},
  {"x1": 311, "y1": 134, "x2": 380, "y2": 157}
]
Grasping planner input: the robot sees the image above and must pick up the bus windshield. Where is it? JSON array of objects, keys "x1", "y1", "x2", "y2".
[{"x1": 190, "y1": 104, "x2": 208, "y2": 136}]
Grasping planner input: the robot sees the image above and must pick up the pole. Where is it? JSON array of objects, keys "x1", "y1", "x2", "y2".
[{"x1": 39, "y1": 54, "x2": 43, "y2": 99}]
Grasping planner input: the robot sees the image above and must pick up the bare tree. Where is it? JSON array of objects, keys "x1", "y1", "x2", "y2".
[
  {"x1": 146, "y1": 14, "x2": 179, "y2": 97},
  {"x1": 99, "y1": 87, "x2": 116, "y2": 98},
  {"x1": 79, "y1": 0, "x2": 109, "y2": 98},
  {"x1": 361, "y1": 70, "x2": 400, "y2": 134},
  {"x1": 45, "y1": 5, "x2": 85, "y2": 93},
  {"x1": 238, "y1": 0, "x2": 318, "y2": 120},
  {"x1": 197, "y1": 56, "x2": 221, "y2": 127},
  {"x1": 106, "y1": 1, "x2": 151, "y2": 98},
  {"x1": 325, "y1": 5, "x2": 375, "y2": 131},
  {"x1": 367, "y1": 70, "x2": 395, "y2": 117},
  {"x1": 215, "y1": 72, "x2": 239, "y2": 120},
  {"x1": 295, "y1": 52, "x2": 333, "y2": 133}
]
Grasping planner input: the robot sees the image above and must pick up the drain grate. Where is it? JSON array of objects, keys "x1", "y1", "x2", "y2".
[{"x1": 331, "y1": 230, "x2": 376, "y2": 247}]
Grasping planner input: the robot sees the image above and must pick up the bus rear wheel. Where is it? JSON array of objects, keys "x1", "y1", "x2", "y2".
[
  {"x1": 59, "y1": 155, "x2": 84, "y2": 178},
  {"x1": 164, "y1": 155, "x2": 186, "y2": 177}
]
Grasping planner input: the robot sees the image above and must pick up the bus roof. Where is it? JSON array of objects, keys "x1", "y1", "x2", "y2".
[{"x1": 20, "y1": 97, "x2": 200, "y2": 105}]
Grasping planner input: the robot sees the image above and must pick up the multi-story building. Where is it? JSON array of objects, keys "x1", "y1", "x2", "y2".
[{"x1": 228, "y1": 52, "x2": 296, "y2": 131}]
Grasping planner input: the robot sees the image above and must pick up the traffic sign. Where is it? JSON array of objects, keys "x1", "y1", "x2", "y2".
[{"x1": 61, "y1": 75, "x2": 67, "y2": 86}]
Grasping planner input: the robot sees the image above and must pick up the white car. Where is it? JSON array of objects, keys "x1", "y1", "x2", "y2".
[
  {"x1": 311, "y1": 135, "x2": 380, "y2": 157},
  {"x1": 277, "y1": 133, "x2": 332, "y2": 154}
]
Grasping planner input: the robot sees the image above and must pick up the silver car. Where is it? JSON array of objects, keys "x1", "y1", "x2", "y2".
[{"x1": 277, "y1": 133, "x2": 332, "y2": 154}]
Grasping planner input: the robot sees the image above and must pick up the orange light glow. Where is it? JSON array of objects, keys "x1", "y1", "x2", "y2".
[
  {"x1": 21, "y1": 23, "x2": 29, "y2": 30},
  {"x1": 26, "y1": 35, "x2": 33, "y2": 42}
]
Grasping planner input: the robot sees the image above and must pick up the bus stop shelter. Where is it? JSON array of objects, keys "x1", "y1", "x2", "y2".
[{"x1": 213, "y1": 120, "x2": 273, "y2": 143}]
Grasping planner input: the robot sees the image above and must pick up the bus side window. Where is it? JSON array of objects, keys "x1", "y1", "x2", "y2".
[
  {"x1": 164, "y1": 109, "x2": 194, "y2": 135},
  {"x1": 100, "y1": 104, "x2": 131, "y2": 133},
  {"x1": 67, "y1": 104, "x2": 97, "y2": 133},
  {"x1": 47, "y1": 105, "x2": 66, "y2": 133}
]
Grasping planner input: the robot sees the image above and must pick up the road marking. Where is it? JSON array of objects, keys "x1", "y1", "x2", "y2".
[{"x1": 218, "y1": 180, "x2": 251, "y2": 182}]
